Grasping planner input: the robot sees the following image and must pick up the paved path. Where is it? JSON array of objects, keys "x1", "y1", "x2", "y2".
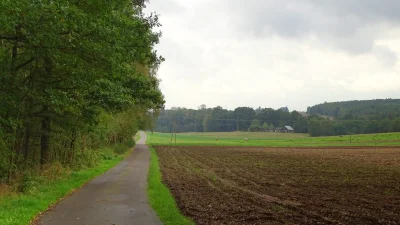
[{"x1": 38, "y1": 131, "x2": 162, "y2": 225}]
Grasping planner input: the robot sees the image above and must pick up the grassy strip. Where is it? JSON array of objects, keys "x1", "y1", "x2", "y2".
[
  {"x1": 0, "y1": 153, "x2": 126, "y2": 225},
  {"x1": 147, "y1": 147, "x2": 194, "y2": 225},
  {"x1": 146, "y1": 132, "x2": 400, "y2": 147}
]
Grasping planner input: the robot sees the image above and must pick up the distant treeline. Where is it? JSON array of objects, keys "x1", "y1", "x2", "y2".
[
  {"x1": 155, "y1": 106, "x2": 307, "y2": 133},
  {"x1": 155, "y1": 99, "x2": 400, "y2": 137},
  {"x1": 307, "y1": 99, "x2": 400, "y2": 119},
  {"x1": 305, "y1": 99, "x2": 400, "y2": 136}
]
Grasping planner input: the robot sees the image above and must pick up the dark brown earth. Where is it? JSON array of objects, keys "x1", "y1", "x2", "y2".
[
  {"x1": 37, "y1": 132, "x2": 161, "y2": 225},
  {"x1": 156, "y1": 146, "x2": 400, "y2": 225}
]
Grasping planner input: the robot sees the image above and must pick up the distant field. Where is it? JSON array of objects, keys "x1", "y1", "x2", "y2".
[{"x1": 147, "y1": 132, "x2": 400, "y2": 147}]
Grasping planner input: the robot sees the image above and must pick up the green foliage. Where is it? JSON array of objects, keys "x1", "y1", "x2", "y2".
[
  {"x1": 113, "y1": 144, "x2": 129, "y2": 155},
  {"x1": 72, "y1": 150, "x2": 101, "y2": 170},
  {"x1": 156, "y1": 99, "x2": 400, "y2": 137},
  {"x1": 0, "y1": 0, "x2": 164, "y2": 184},
  {"x1": 17, "y1": 173, "x2": 38, "y2": 194},
  {"x1": 249, "y1": 119, "x2": 261, "y2": 132},
  {"x1": 262, "y1": 122, "x2": 269, "y2": 131},
  {"x1": 307, "y1": 99, "x2": 400, "y2": 119},
  {"x1": 307, "y1": 99, "x2": 400, "y2": 135},
  {"x1": 155, "y1": 107, "x2": 302, "y2": 133},
  {"x1": 125, "y1": 138, "x2": 136, "y2": 148},
  {"x1": 389, "y1": 118, "x2": 400, "y2": 132},
  {"x1": 98, "y1": 147, "x2": 117, "y2": 161},
  {"x1": 308, "y1": 119, "x2": 323, "y2": 137},
  {"x1": 234, "y1": 107, "x2": 256, "y2": 131}
]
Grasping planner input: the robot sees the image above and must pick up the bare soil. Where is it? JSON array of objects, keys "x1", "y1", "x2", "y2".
[{"x1": 156, "y1": 146, "x2": 400, "y2": 225}]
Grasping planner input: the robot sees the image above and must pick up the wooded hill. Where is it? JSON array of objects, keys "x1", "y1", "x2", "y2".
[
  {"x1": 305, "y1": 99, "x2": 400, "y2": 136},
  {"x1": 307, "y1": 99, "x2": 400, "y2": 120}
]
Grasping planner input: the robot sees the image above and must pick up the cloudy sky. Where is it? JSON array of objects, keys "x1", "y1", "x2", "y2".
[{"x1": 145, "y1": 0, "x2": 400, "y2": 111}]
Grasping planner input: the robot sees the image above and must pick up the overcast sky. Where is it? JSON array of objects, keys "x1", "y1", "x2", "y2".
[{"x1": 144, "y1": 0, "x2": 400, "y2": 111}]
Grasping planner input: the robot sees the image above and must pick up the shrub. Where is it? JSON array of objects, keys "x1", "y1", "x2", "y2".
[
  {"x1": 125, "y1": 138, "x2": 135, "y2": 148},
  {"x1": 18, "y1": 173, "x2": 39, "y2": 193},
  {"x1": 113, "y1": 144, "x2": 129, "y2": 155},
  {"x1": 72, "y1": 150, "x2": 100, "y2": 169}
]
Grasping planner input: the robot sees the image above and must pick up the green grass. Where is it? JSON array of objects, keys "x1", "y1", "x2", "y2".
[
  {"x1": 147, "y1": 147, "x2": 194, "y2": 225},
  {"x1": 147, "y1": 132, "x2": 400, "y2": 147},
  {"x1": 0, "y1": 150, "x2": 127, "y2": 225}
]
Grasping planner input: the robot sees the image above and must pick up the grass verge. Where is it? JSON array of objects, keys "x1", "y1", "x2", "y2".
[
  {"x1": 0, "y1": 148, "x2": 130, "y2": 225},
  {"x1": 148, "y1": 147, "x2": 194, "y2": 225}
]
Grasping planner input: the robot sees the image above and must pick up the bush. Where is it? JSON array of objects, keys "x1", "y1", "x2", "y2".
[
  {"x1": 99, "y1": 147, "x2": 116, "y2": 160},
  {"x1": 18, "y1": 173, "x2": 39, "y2": 193},
  {"x1": 40, "y1": 162, "x2": 68, "y2": 180},
  {"x1": 0, "y1": 138, "x2": 11, "y2": 182},
  {"x1": 125, "y1": 138, "x2": 135, "y2": 148},
  {"x1": 113, "y1": 144, "x2": 129, "y2": 155},
  {"x1": 72, "y1": 150, "x2": 100, "y2": 169}
]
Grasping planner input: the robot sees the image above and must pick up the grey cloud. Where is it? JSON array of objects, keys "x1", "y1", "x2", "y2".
[
  {"x1": 145, "y1": 0, "x2": 400, "y2": 111},
  {"x1": 224, "y1": 0, "x2": 400, "y2": 54},
  {"x1": 317, "y1": 0, "x2": 400, "y2": 22},
  {"x1": 373, "y1": 45, "x2": 398, "y2": 67}
]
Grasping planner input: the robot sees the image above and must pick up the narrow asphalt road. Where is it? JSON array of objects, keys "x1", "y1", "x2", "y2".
[{"x1": 38, "y1": 131, "x2": 162, "y2": 225}]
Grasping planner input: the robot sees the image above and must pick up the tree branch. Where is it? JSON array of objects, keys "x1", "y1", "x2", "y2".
[
  {"x1": 0, "y1": 34, "x2": 18, "y2": 40},
  {"x1": 15, "y1": 58, "x2": 35, "y2": 71}
]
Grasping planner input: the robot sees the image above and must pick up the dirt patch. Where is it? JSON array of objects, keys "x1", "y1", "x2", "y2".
[{"x1": 156, "y1": 146, "x2": 400, "y2": 225}]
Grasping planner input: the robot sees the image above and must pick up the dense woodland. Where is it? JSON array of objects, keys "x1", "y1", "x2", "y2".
[
  {"x1": 0, "y1": 1, "x2": 164, "y2": 184},
  {"x1": 307, "y1": 99, "x2": 400, "y2": 119},
  {"x1": 155, "y1": 99, "x2": 400, "y2": 137},
  {"x1": 155, "y1": 106, "x2": 308, "y2": 133},
  {"x1": 306, "y1": 99, "x2": 400, "y2": 136}
]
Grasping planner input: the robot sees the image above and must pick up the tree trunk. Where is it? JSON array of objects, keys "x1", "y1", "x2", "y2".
[
  {"x1": 40, "y1": 106, "x2": 50, "y2": 165},
  {"x1": 82, "y1": 135, "x2": 86, "y2": 152},
  {"x1": 23, "y1": 125, "x2": 30, "y2": 160},
  {"x1": 40, "y1": 56, "x2": 53, "y2": 166}
]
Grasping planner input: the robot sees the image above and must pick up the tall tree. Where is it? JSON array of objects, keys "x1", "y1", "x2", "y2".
[{"x1": 0, "y1": 0, "x2": 165, "y2": 181}]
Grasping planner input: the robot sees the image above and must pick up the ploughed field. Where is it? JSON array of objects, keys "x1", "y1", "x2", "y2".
[{"x1": 156, "y1": 146, "x2": 400, "y2": 225}]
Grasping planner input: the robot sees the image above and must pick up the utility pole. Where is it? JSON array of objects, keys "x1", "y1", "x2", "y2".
[
  {"x1": 174, "y1": 124, "x2": 177, "y2": 144},
  {"x1": 195, "y1": 119, "x2": 197, "y2": 133},
  {"x1": 237, "y1": 117, "x2": 240, "y2": 131},
  {"x1": 170, "y1": 124, "x2": 174, "y2": 143}
]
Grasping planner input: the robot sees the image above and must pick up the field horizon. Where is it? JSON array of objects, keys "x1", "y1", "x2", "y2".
[{"x1": 147, "y1": 131, "x2": 400, "y2": 147}]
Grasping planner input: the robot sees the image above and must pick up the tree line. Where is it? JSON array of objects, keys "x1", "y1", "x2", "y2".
[
  {"x1": 155, "y1": 106, "x2": 308, "y2": 133},
  {"x1": 155, "y1": 102, "x2": 400, "y2": 137},
  {"x1": 0, "y1": 1, "x2": 164, "y2": 183},
  {"x1": 307, "y1": 99, "x2": 400, "y2": 136},
  {"x1": 307, "y1": 99, "x2": 400, "y2": 120}
]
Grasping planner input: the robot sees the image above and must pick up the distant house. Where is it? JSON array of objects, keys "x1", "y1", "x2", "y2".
[
  {"x1": 275, "y1": 126, "x2": 295, "y2": 133},
  {"x1": 283, "y1": 126, "x2": 295, "y2": 133}
]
